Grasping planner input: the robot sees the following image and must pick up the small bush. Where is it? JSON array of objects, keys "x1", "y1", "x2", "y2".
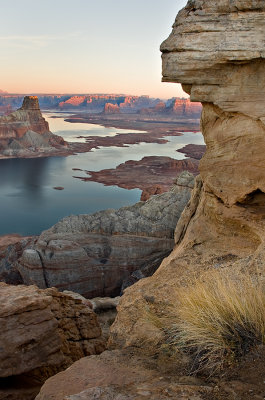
[{"x1": 168, "y1": 269, "x2": 265, "y2": 375}]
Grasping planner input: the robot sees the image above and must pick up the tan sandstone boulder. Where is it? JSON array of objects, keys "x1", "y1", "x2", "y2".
[{"x1": 0, "y1": 283, "x2": 105, "y2": 399}]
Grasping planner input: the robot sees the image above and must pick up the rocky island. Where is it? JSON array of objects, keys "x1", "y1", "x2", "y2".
[
  {"x1": 0, "y1": 96, "x2": 68, "y2": 158},
  {"x1": 76, "y1": 156, "x2": 199, "y2": 200}
]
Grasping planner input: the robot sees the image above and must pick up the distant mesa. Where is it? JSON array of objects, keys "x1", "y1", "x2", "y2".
[
  {"x1": 0, "y1": 96, "x2": 67, "y2": 158},
  {"x1": 140, "y1": 97, "x2": 202, "y2": 117}
]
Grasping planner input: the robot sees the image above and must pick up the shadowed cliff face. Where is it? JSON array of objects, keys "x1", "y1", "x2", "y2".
[{"x1": 109, "y1": 0, "x2": 265, "y2": 348}]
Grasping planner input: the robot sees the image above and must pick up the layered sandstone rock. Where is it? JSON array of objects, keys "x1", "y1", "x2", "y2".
[
  {"x1": 14, "y1": 173, "x2": 194, "y2": 298},
  {"x1": 109, "y1": 0, "x2": 265, "y2": 348},
  {"x1": 0, "y1": 96, "x2": 67, "y2": 157},
  {"x1": 0, "y1": 282, "x2": 105, "y2": 399}
]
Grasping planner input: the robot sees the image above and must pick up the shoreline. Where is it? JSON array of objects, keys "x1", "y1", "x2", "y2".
[{"x1": 0, "y1": 113, "x2": 201, "y2": 160}]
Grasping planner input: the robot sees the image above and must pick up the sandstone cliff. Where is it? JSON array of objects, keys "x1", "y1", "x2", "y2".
[
  {"x1": 0, "y1": 96, "x2": 67, "y2": 157},
  {"x1": 109, "y1": 0, "x2": 265, "y2": 350},
  {"x1": 12, "y1": 173, "x2": 194, "y2": 298}
]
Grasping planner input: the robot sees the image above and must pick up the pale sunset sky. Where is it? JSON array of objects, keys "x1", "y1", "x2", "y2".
[{"x1": 1, "y1": 0, "x2": 187, "y2": 98}]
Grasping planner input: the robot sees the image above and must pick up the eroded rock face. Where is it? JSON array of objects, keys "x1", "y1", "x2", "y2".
[
  {"x1": 0, "y1": 283, "x2": 105, "y2": 378},
  {"x1": 0, "y1": 283, "x2": 105, "y2": 399},
  {"x1": 14, "y1": 173, "x2": 194, "y2": 297},
  {"x1": 110, "y1": 0, "x2": 265, "y2": 349},
  {"x1": 161, "y1": 0, "x2": 265, "y2": 205},
  {"x1": 0, "y1": 96, "x2": 67, "y2": 156}
]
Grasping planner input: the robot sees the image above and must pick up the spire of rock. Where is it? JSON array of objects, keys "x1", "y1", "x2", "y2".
[{"x1": 20, "y1": 95, "x2": 41, "y2": 111}]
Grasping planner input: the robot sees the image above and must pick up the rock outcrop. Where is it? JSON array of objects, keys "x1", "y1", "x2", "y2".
[
  {"x1": 109, "y1": 0, "x2": 265, "y2": 349},
  {"x1": 13, "y1": 173, "x2": 194, "y2": 298},
  {"x1": 102, "y1": 103, "x2": 120, "y2": 114},
  {"x1": 0, "y1": 282, "x2": 105, "y2": 399},
  {"x1": 33, "y1": 2, "x2": 265, "y2": 399},
  {"x1": 0, "y1": 96, "x2": 67, "y2": 157}
]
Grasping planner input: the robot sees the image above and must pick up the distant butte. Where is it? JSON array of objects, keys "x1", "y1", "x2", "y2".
[{"x1": 0, "y1": 96, "x2": 68, "y2": 158}]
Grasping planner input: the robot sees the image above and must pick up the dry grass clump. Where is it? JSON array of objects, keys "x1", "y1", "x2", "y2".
[{"x1": 168, "y1": 269, "x2": 265, "y2": 375}]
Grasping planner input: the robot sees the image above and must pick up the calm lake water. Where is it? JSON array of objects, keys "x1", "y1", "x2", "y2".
[{"x1": 0, "y1": 113, "x2": 204, "y2": 235}]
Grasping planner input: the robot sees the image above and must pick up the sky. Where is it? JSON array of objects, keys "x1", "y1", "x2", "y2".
[{"x1": 0, "y1": 0, "x2": 187, "y2": 98}]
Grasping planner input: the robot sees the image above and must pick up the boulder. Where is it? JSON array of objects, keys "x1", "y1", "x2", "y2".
[{"x1": 0, "y1": 282, "x2": 105, "y2": 399}]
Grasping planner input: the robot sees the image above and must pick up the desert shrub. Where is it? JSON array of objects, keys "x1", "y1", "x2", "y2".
[{"x1": 168, "y1": 269, "x2": 265, "y2": 375}]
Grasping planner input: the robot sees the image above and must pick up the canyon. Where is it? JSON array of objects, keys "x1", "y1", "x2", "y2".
[
  {"x1": 0, "y1": 172, "x2": 194, "y2": 298},
  {"x1": 35, "y1": 1, "x2": 265, "y2": 399}
]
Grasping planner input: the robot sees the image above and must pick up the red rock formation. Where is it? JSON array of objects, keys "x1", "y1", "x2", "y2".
[
  {"x1": 59, "y1": 96, "x2": 86, "y2": 108},
  {"x1": 102, "y1": 102, "x2": 120, "y2": 114},
  {"x1": 0, "y1": 96, "x2": 49, "y2": 139},
  {"x1": 170, "y1": 98, "x2": 202, "y2": 116},
  {"x1": 0, "y1": 96, "x2": 67, "y2": 156},
  {"x1": 82, "y1": 156, "x2": 199, "y2": 193}
]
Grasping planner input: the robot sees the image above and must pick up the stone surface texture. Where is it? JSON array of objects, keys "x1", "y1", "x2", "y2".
[
  {"x1": 35, "y1": 350, "x2": 213, "y2": 400},
  {"x1": 0, "y1": 283, "x2": 105, "y2": 380},
  {"x1": 15, "y1": 173, "x2": 194, "y2": 297}
]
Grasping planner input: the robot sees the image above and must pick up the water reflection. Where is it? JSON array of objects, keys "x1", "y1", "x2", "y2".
[{"x1": 0, "y1": 118, "x2": 204, "y2": 236}]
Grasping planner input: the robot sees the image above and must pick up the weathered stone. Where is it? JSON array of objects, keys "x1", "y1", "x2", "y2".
[
  {"x1": 0, "y1": 283, "x2": 105, "y2": 381},
  {"x1": 110, "y1": 0, "x2": 265, "y2": 351},
  {"x1": 35, "y1": 350, "x2": 213, "y2": 400},
  {"x1": 0, "y1": 96, "x2": 67, "y2": 157},
  {"x1": 15, "y1": 174, "x2": 194, "y2": 297}
]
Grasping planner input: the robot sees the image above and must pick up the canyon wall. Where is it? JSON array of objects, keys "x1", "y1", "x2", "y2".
[
  {"x1": 15, "y1": 174, "x2": 194, "y2": 298},
  {"x1": 110, "y1": 0, "x2": 265, "y2": 348}
]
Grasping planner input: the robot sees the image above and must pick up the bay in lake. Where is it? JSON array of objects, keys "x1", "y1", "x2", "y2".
[{"x1": 0, "y1": 113, "x2": 204, "y2": 235}]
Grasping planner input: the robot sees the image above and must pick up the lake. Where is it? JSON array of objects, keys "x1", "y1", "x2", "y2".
[{"x1": 0, "y1": 114, "x2": 204, "y2": 235}]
